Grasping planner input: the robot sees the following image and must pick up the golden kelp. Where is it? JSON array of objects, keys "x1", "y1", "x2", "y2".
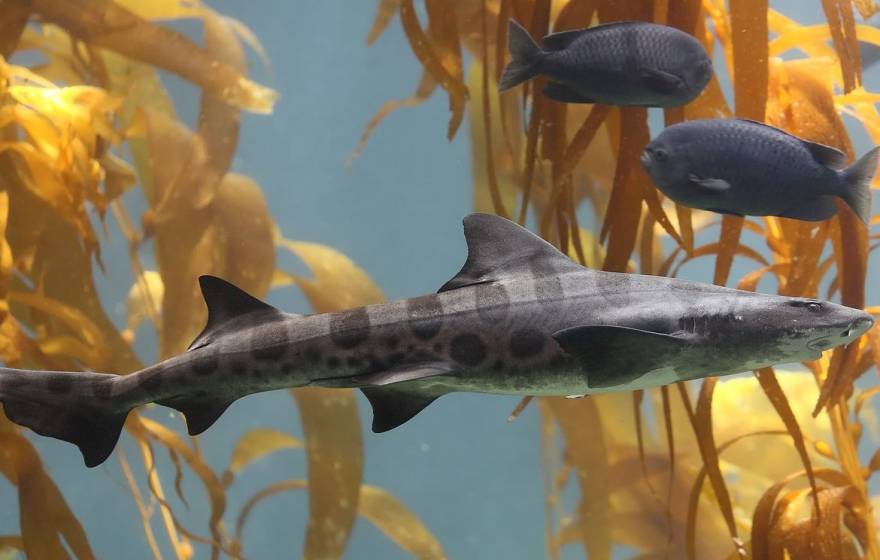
[
  {"x1": 0, "y1": 2, "x2": 442, "y2": 559},
  {"x1": 365, "y1": 0, "x2": 880, "y2": 558}
]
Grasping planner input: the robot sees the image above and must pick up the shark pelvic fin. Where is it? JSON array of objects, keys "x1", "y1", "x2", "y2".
[
  {"x1": 361, "y1": 387, "x2": 444, "y2": 432},
  {"x1": 189, "y1": 276, "x2": 281, "y2": 351},
  {"x1": 552, "y1": 325, "x2": 691, "y2": 388},
  {"x1": 157, "y1": 395, "x2": 235, "y2": 435},
  {"x1": 439, "y1": 213, "x2": 583, "y2": 292}
]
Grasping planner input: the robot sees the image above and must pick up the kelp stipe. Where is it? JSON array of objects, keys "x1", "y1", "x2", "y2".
[{"x1": 364, "y1": 0, "x2": 880, "y2": 558}]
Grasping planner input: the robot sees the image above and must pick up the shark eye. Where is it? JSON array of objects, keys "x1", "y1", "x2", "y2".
[
  {"x1": 807, "y1": 302, "x2": 822, "y2": 313},
  {"x1": 653, "y1": 148, "x2": 668, "y2": 162}
]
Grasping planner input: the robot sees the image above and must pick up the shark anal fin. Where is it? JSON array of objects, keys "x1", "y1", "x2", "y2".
[
  {"x1": 552, "y1": 325, "x2": 690, "y2": 389},
  {"x1": 439, "y1": 214, "x2": 584, "y2": 292},
  {"x1": 157, "y1": 395, "x2": 235, "y2": 435},
  {"x1": 362, "y1": 387, "x2": 443, "y2": 432},
  {"x1": 189, "y1": 276, "x2": 282, "y2": 351}
]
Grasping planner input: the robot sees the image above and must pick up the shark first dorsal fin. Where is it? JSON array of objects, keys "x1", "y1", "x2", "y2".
[
  {"x1": 439, "y1": 214, "x2": 583, "y2": 292},
  {"x1": 188, "y1": 276, "x2": 280, "y2": 350}
]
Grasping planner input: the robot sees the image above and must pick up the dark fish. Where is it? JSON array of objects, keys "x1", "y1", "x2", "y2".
[
  {"x1": 499, "y1": 19, "x2": 713, "y2": 107},
  {"x1": 640, "y1": 118, "x2": 878, "y2": 224}
]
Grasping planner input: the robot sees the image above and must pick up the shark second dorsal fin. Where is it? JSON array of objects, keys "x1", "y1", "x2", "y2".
[
  {"x1": 439, "y1": 214, "x2": 583, "y2": 292},
  {"x1": 188, "y1": 276, "x2": 280, "y2": 350}
]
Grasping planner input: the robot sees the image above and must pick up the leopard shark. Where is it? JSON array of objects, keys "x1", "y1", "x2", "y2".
[{"x1": 0, "y1": 214, "x2": 873, "y2": 466}]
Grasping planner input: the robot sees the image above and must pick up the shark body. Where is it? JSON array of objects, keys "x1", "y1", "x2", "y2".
[{"x1": 0, "y1": 214, "x2": 873, "y2": 466}]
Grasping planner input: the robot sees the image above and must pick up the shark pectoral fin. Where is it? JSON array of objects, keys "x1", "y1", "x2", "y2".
[
  {"x1": 639, "y1": 67, "x2": 684, "y2": 94},
  {"x1": 157, "y1": 395, "x2": 235, "y2": 435},
  {"x1": 311, "y1": 361, "x2": 455, "y2": 389},
  {"x1": 542, "y1": 82, "x2": 595, "y2": 104},
  {"x1": 688, "y1": 174, "x2": 730, "y2": 193},
  {"x1": 439, "y1": 214, "x2": 584, "y2": 292},
  {"x1": 552, "y1": 326, "x2": 689, "y2": 389},
  {"x1": 362, "y1": 387, "x2": 445, "y2": 432},
  {"x1": 776, "y1": 196, "x2": 839, "y2": 221},
  {"x1": 360, "y1": 362, "x2": 456, "y2": 386}
]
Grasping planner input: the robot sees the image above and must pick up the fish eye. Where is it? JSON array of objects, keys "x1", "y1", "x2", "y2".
[
  {"x1": 786, "y1": 300, "x2": 823, "y2": 312},
  {"x1": 653, "y1": 148, "x2": 668, "y2": 162},
  {"x1": 807, "y1": 302, "x2": 822, "y2": 313}
]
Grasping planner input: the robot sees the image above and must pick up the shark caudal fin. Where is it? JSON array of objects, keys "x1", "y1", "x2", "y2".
[
  {"x1": 840, "y1": 146, "x2": 879, "y2": 225},
  {"x1": 499, "y1": 20, "x2": 544, "y2": 92},
  {"x1": 0, "y1": 368, "x2": 130, "y2": 467}
]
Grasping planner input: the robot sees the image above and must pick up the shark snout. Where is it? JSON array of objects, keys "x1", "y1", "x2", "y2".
[
  {"x1": 841, "y1": 316, "x2": 874, "y2": 339},
  {"x1": 808, "y1": 314, "x2": 874, "y2": 350}
]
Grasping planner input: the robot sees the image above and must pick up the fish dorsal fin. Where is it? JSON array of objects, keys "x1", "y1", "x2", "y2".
[
  {"x1": 189, "y1": 276, "x2": 280, "y2": 350},
  {"x1": 738, "y1": 118, "x2": 847, "y2": 169},
  {"x1": 541, "y1": 28, "x2": 589, "y2": 50},
  {"x1": 541, "y1": 21, "x2": 640, "y2": 51},
  {"x1": 439, "y1": 214, "x2": 582, "y2": 292}
]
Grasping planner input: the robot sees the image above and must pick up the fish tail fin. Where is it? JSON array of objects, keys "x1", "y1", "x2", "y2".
[
  {"x1": 840, "y1": 146, "x2": 879, "y2": 225},
  {"x1": 0, "y1": 368, "x2": 132, "y2": 467},
  {"x1": 499, "y1": 20, "x2": 543, "y2": 92}
]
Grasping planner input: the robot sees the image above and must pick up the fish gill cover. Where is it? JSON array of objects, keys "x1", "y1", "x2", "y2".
[{"x1": 0, "y1": 0, "x2": 876, "y2": 559}]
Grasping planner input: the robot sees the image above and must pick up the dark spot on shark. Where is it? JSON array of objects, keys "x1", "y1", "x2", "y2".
[
  {"x1": 192, "y1": 353, "x2": 219, "y2": 376},
  {"x1": 327, "y1": 356, "x2": 341, "y2": 369},
  {"x1": 475, "y1": 282, "x2": 510, "y2": 323},
  {"x1": 196, "y1": 390, "x2": 208, "y2": 398},
  {"x1": 384, "y1": 335, "x2": 400, "y2": 350},
  {"x1": 330, "y1": 307, "x2": 371, "y2": 349},
  {"x1": 361, "y1": 354, "x2": 386, "y2": 375},
  {"x1": 386, "y1": 352, "x2": 406, "y2": 366},
  {"x1": 93, "y1": 378, "x2": 114, "y2": 399},
  {"x1": 433, "y1": 342, "x2": 443, "y2": 353},
  {"x1": 510, "y1": 329, "x2": 545, "y2": 359},
  {"x1": 451, "y1": 334, "x2": 486, "y2": 366},
  {"x1": 407, "y1": 344, "x2": 415, "y2": 352},
  {"x1": 406, "y1": 295, "x2": 444, "y2": 340},
  {"x1": 304, "y1": 346, "x2": 321, "y2": 363},
  {"x1": 230, "y1": 359, "x2": 248, "y2": 376},
  {"x1": 281, "y1": 363, "x2": 293, "y2": 374},
  {"x1": 531, "y1": 260, "x2": 564, "y2": 305},
  {"x1": 347, "y1": 356, "x2": 363, "y2": 368},
  {"x1": 252, "y1": 368, "x2": 263, "y2": 378},
  {"x1": 140, "y1": 371, "x2": 163, "y2": 391},
  {"x1": 492, "y1": 360, "x2": 505, "y2": 372},
  {"x1": 251, "y1": 342, "x2": 286, "y2": 361},
  {"x1": 47, "y1": 375, "x2": 73, "y2": 394}
]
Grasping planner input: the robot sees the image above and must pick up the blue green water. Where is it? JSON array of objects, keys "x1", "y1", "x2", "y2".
[{"x1": 3, "y1": 1, "x2": 879, "y2": 559}]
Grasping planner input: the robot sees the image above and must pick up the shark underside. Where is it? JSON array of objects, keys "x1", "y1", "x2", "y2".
[{"x1": 0, "y1": 214, "x2": 872, "y2": 466}]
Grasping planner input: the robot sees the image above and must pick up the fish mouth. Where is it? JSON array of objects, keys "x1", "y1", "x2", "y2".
[{"x1": 639, "y1": 150, "x2": 652, "y2": 169}]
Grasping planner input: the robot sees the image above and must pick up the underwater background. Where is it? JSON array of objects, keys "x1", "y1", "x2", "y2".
[{"x1": 0, "y1": 0, "x2": 879, "y2": 558}]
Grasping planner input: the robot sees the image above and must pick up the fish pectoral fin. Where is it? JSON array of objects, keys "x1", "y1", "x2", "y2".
[
  {"x1": 776, "y1": 195, "x2": 839, "y2": 221},
  {"x1": 688, "y1": 174, "x2": 730, "y2": 193},
  {"x1": 157, "y1": 395, "x2": 235, "y2": 435},
  {"x1": 362, "y1": 387, "x2": 446, "y2": 432},
  {"x1": 542, "y1": 82, "x2": 596, "y2": 104},
  {"x1": 639, "y1": 67, "x2": 684, "y2": 94},
  {"x1": 552, "y1": 325, "x2": 690, "y2": 389}
]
